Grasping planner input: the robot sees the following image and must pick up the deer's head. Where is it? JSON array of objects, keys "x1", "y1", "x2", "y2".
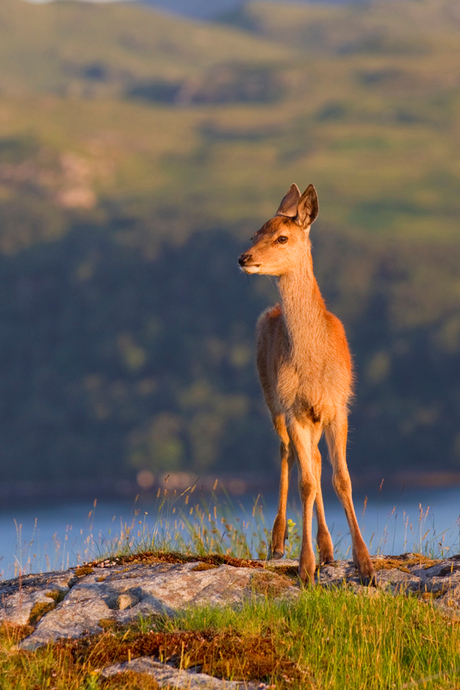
[{"x1": 238, "y1": 183, "x2": 318, "y2": 276}]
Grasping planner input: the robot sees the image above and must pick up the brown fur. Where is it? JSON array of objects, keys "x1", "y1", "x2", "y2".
[{"x1": 238, "y1": 183, "x2": 374, "y2": 584}]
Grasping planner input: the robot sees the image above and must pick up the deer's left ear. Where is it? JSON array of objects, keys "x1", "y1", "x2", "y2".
[
  {"x1": 276, "y1": 183, "x2": 301, "y2": 217},
  {"x1": 296, "y1": 184, "x2": 319, "y2": 227}
]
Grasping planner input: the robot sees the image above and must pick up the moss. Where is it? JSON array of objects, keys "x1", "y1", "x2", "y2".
[
  {"x1": 45, "y1": 589, "x2": 67, "y2": 604},
  {"x1": 28, "y1": 601, "x2": 56, "y2": 625},
  {"x1": 190, "y1": 563, "x2": 219, "y2": 572},
  {"x1": 63, "y1": 627, "x2": 307, "y2": 687},
  {"x1": 251, "y1": 571, "x2": 295, "y2": 598},
  {"x1": 90, "y1": 552, "x2": 264, "y2": 570},
  {"x1": 74, "y1": 566, "x2": 94, "y2": 577},
  {"x1": 266, "y1": 563, "x2": 299, "y2": 578},
  {"x1": 373, "y1": 555, "x2": 439, "y2": 572}
]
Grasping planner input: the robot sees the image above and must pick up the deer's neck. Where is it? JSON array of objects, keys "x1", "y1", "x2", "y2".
[{"x1": 278, "y1": 252, "x2": 326, "y2": 365}]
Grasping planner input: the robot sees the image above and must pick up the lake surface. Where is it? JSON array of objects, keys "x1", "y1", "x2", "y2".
[
  {"x1": 1, "y1": 485, "x2": 459, "y2": 580},
  {"x1": 141, "y1": 0, "x2": 354, "y2": 20}
]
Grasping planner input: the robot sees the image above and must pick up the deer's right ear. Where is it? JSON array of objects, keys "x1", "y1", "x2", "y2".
[
  {"x1": 296, "y1": 184, "x2": 319, "y2": 227},
  {"x1": 276, "y1": 183, "x2": 301, "y2": 217}
]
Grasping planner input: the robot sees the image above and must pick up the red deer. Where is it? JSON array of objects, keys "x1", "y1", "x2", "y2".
[{"x1": 238, "y1": 183, "x2": 374, "y2": 584}]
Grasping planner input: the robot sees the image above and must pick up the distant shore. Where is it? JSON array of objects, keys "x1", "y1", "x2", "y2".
[{"x1": 0, "y1": 469, "x2": 459, "y2": 507}]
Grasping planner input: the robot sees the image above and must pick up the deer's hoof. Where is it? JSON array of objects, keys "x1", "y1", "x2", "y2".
[
  {"x1": 357, "y1": 562, "x2": 377, "y2": 587},
  {"x1": 298, "y1": 567, "x2": 316, "y2": 586},
  {"x1": 360, "y1": 571, "x2": 377, "y2": 587},
  {"x1": 319, "y1": 549, "x2": 335, "y2": 565},
  {"x1": 268, "y1": 550, "x2": 284, "y2": 560}
]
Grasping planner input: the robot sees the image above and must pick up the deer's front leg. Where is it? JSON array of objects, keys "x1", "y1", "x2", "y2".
[
  {"x1": 288, "y1": 419, "x2": 317, "y2": 584},
  {"x1": 270, "y1": 415, "x2": 294, "y2": 559}
]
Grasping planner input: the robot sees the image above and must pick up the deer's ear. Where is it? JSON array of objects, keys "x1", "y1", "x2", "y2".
[
  {"x1": 296, "y1": 184, "x2": 319, "y2": 227},
  {"x1": 276, "y1": 183, "x2": 301, "y2": 217}
]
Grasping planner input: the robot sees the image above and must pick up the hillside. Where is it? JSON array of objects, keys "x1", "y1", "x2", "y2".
[
  {"x1": 2, "y1": 0, "x2": 460, "y2": 241},
  {"x1": 224, "y1": 0, "x2": 460, "y2": 52},
  {"x1": 0, "y1": 0, "x2": 289, "y2": 94},
  {"x1": 0, "y1": 0, "x2": 460, "y2": 488}
]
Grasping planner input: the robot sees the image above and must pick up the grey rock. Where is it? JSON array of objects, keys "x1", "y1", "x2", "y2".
[
  {"x1": 410, "y1": 559, "x2": 460, "y2": 580},
  {"x1": 421, "y1": 575, "x2": 458, "y2": 595},
  {"x1": 373, "y1": 568, "x2": 421, "y2": 593},
  {"x1": 19, "y1": 561, "x2": 297, "y2": 649},
  {"x1": 102, "y1": 657, "x2": 261, "y2": 689},
  {"x1": 116, "y1": 591, "x2": 141, "y2": 611},
  {"x1": 318, "y1": 560, "x2": 357, "y2": 586},
  {"x1": 0, "y1": 570, "x2": 75, "y2": 626},
  {"x1": 436, "y1": 583, "x2": 460, "y2": 615},
  {"x1": 259, "y1": 558, "x2": 298, "y2": 569}
]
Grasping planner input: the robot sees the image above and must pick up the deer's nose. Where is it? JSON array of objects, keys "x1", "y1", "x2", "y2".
[{"x1": 238, "y1": 252, "x2": 252, "y2": 267}]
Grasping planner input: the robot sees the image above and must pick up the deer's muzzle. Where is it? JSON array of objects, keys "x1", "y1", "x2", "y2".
[{"x1": 238, "y1": 252, "x2": 252, "y2": 267}]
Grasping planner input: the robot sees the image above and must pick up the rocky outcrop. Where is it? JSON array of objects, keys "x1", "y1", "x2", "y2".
[
  {"x1": 19, "y1": 560, "x2": 296, "y2": 650},
  {"x1": 0, "y1": 570, "x2": 77, "y2": 627},
  {"x1": 0, "y1": 553, "x2": 459, "y2": 655},
  {"x1": 101, "y1": 657, "x2": 261, "y2": 689}
]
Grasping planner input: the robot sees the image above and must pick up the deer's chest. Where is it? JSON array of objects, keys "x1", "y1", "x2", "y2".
[{"x1": 275, "y1": 360, "x2": 330, "y2": 426}]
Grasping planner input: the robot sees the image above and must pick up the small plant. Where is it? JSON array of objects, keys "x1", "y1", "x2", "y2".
[{"x1": 285, "y1": 518, "x2": 300, "y2": 559}]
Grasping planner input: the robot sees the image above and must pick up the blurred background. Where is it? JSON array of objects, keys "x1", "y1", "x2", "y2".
[{"x1": 1, "y1": 0, "x2": 460, "y2": 573}]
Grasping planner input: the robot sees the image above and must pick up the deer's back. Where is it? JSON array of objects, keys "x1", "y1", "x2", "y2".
[{"x1": 256, "y1": 305, "x2": 353, "y2": 426}]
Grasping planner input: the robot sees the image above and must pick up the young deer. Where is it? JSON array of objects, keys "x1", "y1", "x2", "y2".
[{"x1": 238, "y1": 183, "x2": 374, "y2": 584}]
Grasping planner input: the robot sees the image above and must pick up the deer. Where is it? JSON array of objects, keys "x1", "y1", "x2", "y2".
[{"x1": 238, "y1": 183, "x2": 375, "y2": 584}]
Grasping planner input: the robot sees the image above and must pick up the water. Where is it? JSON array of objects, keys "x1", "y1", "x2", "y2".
[
  {"x1": 141, "y1": 0, "x2": 356, "y2": 20},
  {"x1": 1, "y1": 485, "x2": 459, "y2": 580}
]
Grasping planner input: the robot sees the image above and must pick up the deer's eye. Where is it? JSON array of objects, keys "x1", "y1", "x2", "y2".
[{"x1": 277, "y1": 235, "x2": 288, "y2": 244}]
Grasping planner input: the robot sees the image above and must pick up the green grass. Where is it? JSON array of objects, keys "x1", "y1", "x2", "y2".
[
  {"x1": 86, "y1": 484, "x2": 460, "y2": 567},
  {"x1": 167, "y1": 589, "x2": 460, "y2": 689}
]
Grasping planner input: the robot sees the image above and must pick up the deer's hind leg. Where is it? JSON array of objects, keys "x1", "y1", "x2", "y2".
[
  {"x1": 325, "y1": 414, "x2": 375, "y2": 583},
  {"x1": 313, "y1": 445, "x2": 334, "y2": 564},
  {"x1": 269, "y1": 414, "x2": 294, "y2": 559}
]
